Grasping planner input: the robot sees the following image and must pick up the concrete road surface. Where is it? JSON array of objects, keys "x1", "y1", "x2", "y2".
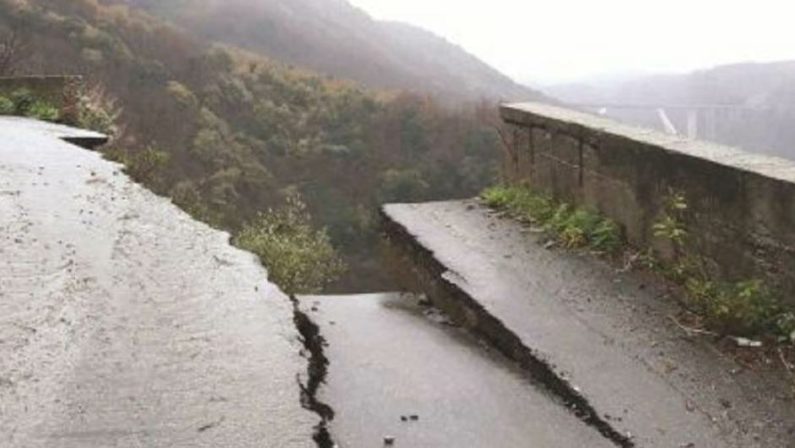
[
  {"x1": 0, "y1": 118, "x2": 317, "y2": 447},
  {"x1": 299, "y1": 293, "x2": 614, "y2": 448},
  {"x1": 383, "y1": 200, "x2": 795, "y2": 448}
]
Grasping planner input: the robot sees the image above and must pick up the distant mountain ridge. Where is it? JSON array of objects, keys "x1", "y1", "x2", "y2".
[
  {"x1": 546, "y1": 61, "x2": 795, "y2": 107},
  {"x1": 544, "y1": 60, "x2": 795, "y2": 158},
  {"x1": 117, "y1": 0, "x2": 542, "y2": 102}
]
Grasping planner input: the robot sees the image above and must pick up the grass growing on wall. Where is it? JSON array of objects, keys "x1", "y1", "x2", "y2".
[
  {"x1": 651, "y1": 190, "x2": 795, "y2": 338},
  {"x1": 482, "y1": 184, "x2": 795, "y2": 340},
  {"x1": 481, "y1": 185, "x2": 621, "y2": 254}
]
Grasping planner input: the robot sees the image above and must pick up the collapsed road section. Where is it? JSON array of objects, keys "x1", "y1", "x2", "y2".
[
  {"x1": 297, "y1": 293, "x2": 614, "y2": 448},
  {"x1": 381, "y1": 200, "x2": 795, "y2": 448},
  {"x1": 0, "y1": 118, "x2": 319, "y2": 447}
]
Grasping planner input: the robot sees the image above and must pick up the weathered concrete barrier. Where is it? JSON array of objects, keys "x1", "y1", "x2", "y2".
[
  {"x1": 0, "y1": 75, "x2": 82, "y2": 124},
  {"x1": 501, "y1": 102, "x2": 795, "y2": 307}
]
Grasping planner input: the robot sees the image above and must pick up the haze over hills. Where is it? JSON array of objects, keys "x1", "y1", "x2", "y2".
[
  {"x1": 11, "y1": 0, "x2": 795, "y2": 295},
  {"x1": 545, "y1": 60, "x2": 795, "y2": 159},
  {"x1": 115, "y1": 0, "x2": 542, "y2": 102},
  {"x1": 1, "y1": 0, "x2": 531, "y2": 291},
  {"x1": 546, "y1": 61, "x2": 795, "y2": 106}
]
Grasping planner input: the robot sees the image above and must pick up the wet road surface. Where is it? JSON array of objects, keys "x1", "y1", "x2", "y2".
[
  {"x1": 0, "y1": 118, "x2": 317, "y2": 447},
  {"x1": 383, "y1": 200, "x2": 795, "y2": 448},
  {"x1": 299, "y1": 293, "x2": 614, "y2": 448}
]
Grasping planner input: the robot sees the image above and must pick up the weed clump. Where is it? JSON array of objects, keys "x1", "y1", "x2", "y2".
[
  {"x1": 684, "y1": 279, "x2": 793, "y2": 337},
  {"x1": 652, "y1": 190, "x2": 795, "y2": 338},
  {"x1": 0, "y1": 89, "x2": 60, "y2": 122},
  {"x1": 482, "y1": 185, "x2": 621, "y2": 253},
  {"x1": 235, "y1": 189, "x2": 346, "y2": 294},
  {"x1": 483, "y1": 184, "x2": 795, "y2": 340}
]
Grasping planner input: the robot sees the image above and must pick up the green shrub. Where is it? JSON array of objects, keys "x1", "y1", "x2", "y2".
[
  {"x1": 590, "y1": 219, "x2": 622, "y2": 253},
  {"x1": 27, "y1": 100, "x2": 60, "y2": 122},
  {"x1": 104, "y1": 146, "x2": 170, "y2": 185},
  {"x1": 377, "y1": 168, "x2": 430, "y2": 203},
  {"x1": 2, "y1": 89, "x2": 61, "y2": 122},
  {"x1": 170, "y1": 181, "x2": 221, "y2": 227},
  {"x1": 235, "y1": 190, "x2": 346, "y2": 294},
  {"x1": 9, "y1": 89, "x2": 35, "y2": 115},
  {"x1": 0, "y1": 96, "x2": 13, "y2": 114},
  {"x1": 482, "y1": 185, "x2": 520, "y2": 208},
  {"x1": 77, "y1": 85, "x2": 121, "y2": 135},
  {"x1": 680, "y1": 278, "x2": 795, "y2": 337}
]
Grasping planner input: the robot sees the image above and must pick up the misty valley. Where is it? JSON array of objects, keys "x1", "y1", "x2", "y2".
[{"x1": 1, "y1": 1, "x2": 794, "y2": 447}]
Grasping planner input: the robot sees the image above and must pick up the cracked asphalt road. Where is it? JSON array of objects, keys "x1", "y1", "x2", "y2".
[
  {"x1": 383, "y1": 200, "x2": 795, "y2": 448},
  {"x1": 299, "y1": 293, "x2": 614, "y2": 448},
  {"x1": 0, "y1": 119, "x2": 317, "y2": 448}
]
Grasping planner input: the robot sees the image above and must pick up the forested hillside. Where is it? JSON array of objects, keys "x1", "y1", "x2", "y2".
[
  {"x1": 112, "y1": 0, "x2": 541, "y2": 103},
  {"x1": 0, "y1": 0, "x2": 517, "y2": 291}
]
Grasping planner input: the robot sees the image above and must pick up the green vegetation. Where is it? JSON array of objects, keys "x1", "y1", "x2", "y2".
[
  {"x1": 0, "y1": 0, "x2": 502, "y2": 291},
  {"x1": 652, "y1": 191, "x2": 795, "y2": 338},
  {"x1": 0, "y1": 85, "x2": 117, "y2": 135},
  {"x1": 0, "y1": 88, "x2": 60, "y2": 121},
  {"x1": 77, "y1": 85, "x2": 121, "y2": 136},
  {"x1": 483, "y1": 185, "x2": 795, "y2": 339},
  {"x1": 481, "y1": 185, "x2": 621, "y2": 253},
  {"x1": 126, "y1": 0, "x2": 541, "y2": 103},
  {"x1": 104, "y1": 146, "x2": 170, "y2": 186},
  {"x1": 683, "y1": 279, "x2": 793, "y2": 337},
  {"x1": 234, "y1": 190, "x2": 345, "y2": 294}
]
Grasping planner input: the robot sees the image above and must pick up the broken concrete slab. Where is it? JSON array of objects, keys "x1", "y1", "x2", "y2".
[
  {"x1": 298, "y1": 293, "x2": 614, "y2": 448},
  {"x1": 382, "y1": 200, "x2": 795, "y2": 448},
  {"x1": 0, "y1": 120, "x2": 317, "y2": 447}
]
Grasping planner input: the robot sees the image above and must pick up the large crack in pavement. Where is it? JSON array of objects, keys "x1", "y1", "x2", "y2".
[
  {"x1": 379, "y1": 200, "x2": 795, "y2": 447},
  {"x1": 291, "y1": 296, "x2": 336, "y2": 448},
  {"x1": 299, "y1": 293, "x2": 622, "y2": 448},
  {"x1": 381, "y1": 208, "x2": 634, "y2": 448},
  {"x1": 428, "y1": 271, "x2": 635, "y2": 448}
]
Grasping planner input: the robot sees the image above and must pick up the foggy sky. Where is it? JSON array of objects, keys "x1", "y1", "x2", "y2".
[{"x1": 347, "y1": 0, "x2": 795, "y2": 85}]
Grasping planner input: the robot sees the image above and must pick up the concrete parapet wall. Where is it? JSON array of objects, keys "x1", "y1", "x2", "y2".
[
  {"x1": 0, "y1": 76, "x2": 82, "y2": 124},
  {"x1": 501, "y1": 102, "x2": 795, "y2": 308}
]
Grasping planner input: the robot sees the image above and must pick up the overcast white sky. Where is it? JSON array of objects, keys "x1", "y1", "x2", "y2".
[{"x1": 346, "y1": 0, "x2": 795, "y2": 85}]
